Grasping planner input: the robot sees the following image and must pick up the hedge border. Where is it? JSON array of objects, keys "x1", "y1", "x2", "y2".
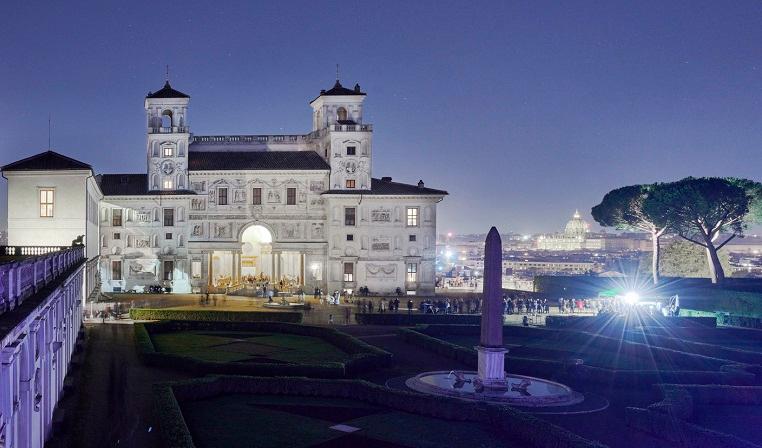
[
  {"x1": 154, "y1": 375, "x2": 607, "y2": 448},
  {"x1": 129, "y1": 308, "x2": 302, "y2": 323},
  {"x1": 355, "y1": 312, "x2": 481, "y2": 325},
  {"x1": 135, "y1": 320, "x2": 392, "y2": 378}
]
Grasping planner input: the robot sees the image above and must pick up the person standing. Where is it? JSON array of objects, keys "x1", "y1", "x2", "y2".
[{"x1": 407, "y1": 299, "x2": 413, "y2": 314}]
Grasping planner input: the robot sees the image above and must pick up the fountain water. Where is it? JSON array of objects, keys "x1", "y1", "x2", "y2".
[{"x1": 405, "y1": 227, "x2": 583, "y2": 407}]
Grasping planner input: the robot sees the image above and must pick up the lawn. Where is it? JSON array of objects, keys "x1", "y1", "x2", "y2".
[
  {"x1": 150, "y1": 330, "x2": 350, "y2": 364},
  {"x1": 181, "y1": 394, "x2": 511, "y2": 448}
]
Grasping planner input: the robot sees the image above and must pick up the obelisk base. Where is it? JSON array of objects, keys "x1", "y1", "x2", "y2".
[{"x1": 476, "y1": 346, "x2": 509, "y2": 390}]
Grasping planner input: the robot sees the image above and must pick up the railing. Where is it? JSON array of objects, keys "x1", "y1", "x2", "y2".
[
  {"x1": 191, "y1": 134, "x2": 306, "y2": 145},
  {"x1": 307, "y1": 123, "x2": 373, "y2": 139},
  {"x1": 0, "y1": 246, "x2": 85, "y2": 314},
  {"x1": 149, "y1": 126, "x2": 188, "y2": 134}
]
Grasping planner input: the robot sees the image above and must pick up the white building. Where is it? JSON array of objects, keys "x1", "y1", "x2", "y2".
[
  {"x1": 3, "y1": 79, "x2": 447, "y2": 295},
  {"x1": 536, "y1": 210, "x2": 602, "y2": 251}
]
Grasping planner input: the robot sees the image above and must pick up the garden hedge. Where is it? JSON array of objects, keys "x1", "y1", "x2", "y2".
[
  {"x1": 135, "y1": 321, "x2": 392, "y2": 378},
  {"x1": 659, "y1": 383, "x2": 762, "y2": 405},
  {"x1": 129, "y1": 308, "x2": 302, "y2": 323},
  {"x1": 155, "y1": 375, "x2": 608, "y2": 448},
  {"x1": 355, "y1": 312, "x2": 481, "y2": 325}
]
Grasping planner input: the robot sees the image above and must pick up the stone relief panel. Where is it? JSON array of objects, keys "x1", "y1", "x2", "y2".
[
  {"x1": 371, "y1": 236, "x2": 391, "y2": 252},
  {"x1": 266, "y1": 190, "x2": 281, "y2": 203},
  {"x1": 311, "y1": 222, "x2": 324, "y2": 239},
  {"x1": 213, "y1": 223, "x2": 232, "y2": 238},
  {"x1": 366, "y1": 263, "x2": 397, "y2": 280},
  {"x1": 191, "y1": 223, "x2": 205, "y2": 238},
  {"x1": 191, "y1": 198, "x2": 206, "y2": 211},
  {"x1": 233, "y1": 189, "x2": 246, "y2": 203},
  {"x1": 191, "y1": 181, "x2": 206, "y2": 192},
  {"x1": 128, "y1": 260, "x2": 158, "y2": 280},
  {"x1": 281, "y1": 222, "x2": 303, "y2": 239},
  {"x1": 309, "y1": 181, "x2": 324, "y2": 192},
  {"x1": 371, "y1": 208, "x2": 391, "y2": 223}
]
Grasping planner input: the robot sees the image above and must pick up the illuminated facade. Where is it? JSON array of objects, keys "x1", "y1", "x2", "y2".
[
  {"x1": 536, "y1": 210, "x2": 602, "y2": 251},
  {"x1": 3, "y1": 80, "x2": 447, "y2": 295}
]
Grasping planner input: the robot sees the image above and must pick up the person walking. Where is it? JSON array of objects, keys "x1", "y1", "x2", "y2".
[{"x1": 407, "y1": 299, "x2": 413, "y2": 314}]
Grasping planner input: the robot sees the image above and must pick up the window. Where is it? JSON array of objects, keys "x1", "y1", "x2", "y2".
[
  {"x1": 218, "y1": 187, "x2": 228, "y2": 205},
  {"x1": 164, "y1": 260, "x2": 174, "y2": 281},
  {"x1": 112, "y1": 209, "x2": 123, "y2": 227},
  {"x1": 406, "y1": 207, "x2": 419, "y2": 227},
  {"x1": 346, "y1": 146, "x2": 356, "y2": 156},
  {"x1": 344, "y1": 207, "x2": 356, "y2": 226},
  {"x1": 406, "y1": 263, "x2": 418, "y2": 283},
  {"x1": 165, "y1": 233, "x2": 173, "y2": 240},
  {"x1": 39, "y1": 189, "x2": 54, "y2": 217},
  {"x1": 163, "y1": 179, "x2": 174, "y2": 190},
  {"x1": 113, "y1": 232, "x2": 121, "y2": 240},
  {"x1": 163, "y1": 146, "x2": 174, "y2": 157},
  {"x1": 191, "y1": 260, "x2": 202, "y2": 279},
  {"x1": 287, "y1": 187, "x2": 296, "y2": 205},
  {"x1": 409, "y1": 234, "x2": 416, "y2": 242},
  {"x1": 345, "y1": 179, "x2": 356, "y2": 189},
  {"x1": 252, "y1": 187, "x2": 262, "y2": 205},
  {"x1": 337, "y1": 107, "x2": 348, "y2": 121},
  {"x1": 343, "y1": 262, "x2": 354, "y2": 282},
  {"x1": 163, "y1": 208, "x2": 174, "y2": 226},
  {"x1": 346, "y1": 234, "x2": 354, "y2": 241},
  {"x1": 112, "y1": 260, "x2": 123, "y2": 281}
]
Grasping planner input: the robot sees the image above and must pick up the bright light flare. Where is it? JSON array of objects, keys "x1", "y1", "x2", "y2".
[{"x1": 623, "y1": 291, "x2": 640, "y2": 305}]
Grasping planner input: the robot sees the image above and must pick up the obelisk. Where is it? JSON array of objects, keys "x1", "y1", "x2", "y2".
[{"x1": 476, "y1": 227, "x2": 509, "y2": 390}]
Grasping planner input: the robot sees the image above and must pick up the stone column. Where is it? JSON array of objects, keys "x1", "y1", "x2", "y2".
[{"x1": 476, "y1": 227, "x2": 508, "y2": 390}]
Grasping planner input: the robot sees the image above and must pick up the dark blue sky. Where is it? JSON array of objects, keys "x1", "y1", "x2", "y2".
[{"x1": 2, "y1": 0, "x2": 762, "y2": 234}]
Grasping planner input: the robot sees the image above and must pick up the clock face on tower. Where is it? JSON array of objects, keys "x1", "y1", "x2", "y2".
[{"x1": 161, "y1": 160, "x2": 175, "y2": 175}]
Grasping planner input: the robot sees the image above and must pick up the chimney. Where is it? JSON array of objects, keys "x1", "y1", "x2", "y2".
[
  {"x1": 417, "y1": 179, "x2": 424, "y2": 188},
  {"x1": 381, "y1": 176, "x2": 392, "y2": 182}
]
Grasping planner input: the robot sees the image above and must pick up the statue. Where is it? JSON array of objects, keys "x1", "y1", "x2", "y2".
[{"x1": 72, "y1": 235, "x2": 84, "y2": 246}]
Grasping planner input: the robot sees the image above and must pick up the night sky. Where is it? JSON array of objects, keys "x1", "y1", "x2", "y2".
[{"x1": 2, "y1": 0, "x2": 762, "y2": 234}]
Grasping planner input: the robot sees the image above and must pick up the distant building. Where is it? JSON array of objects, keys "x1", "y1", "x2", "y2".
[{"x1": 536, "y1": 210, "x2": 603, "y2": 251}]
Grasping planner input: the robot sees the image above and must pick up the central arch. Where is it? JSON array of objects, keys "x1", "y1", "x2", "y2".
[{"x1": 240, "y1": 224, "x2": 273, "y2": 280}]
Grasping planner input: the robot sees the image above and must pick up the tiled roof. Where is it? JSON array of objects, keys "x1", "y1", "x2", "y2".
[
  {"x1": 312, "y1": 80, "x2": 366, "y2": 102},
  {"x1": 188, "y1": 150, "x2": 330, "y2": 171},
  {"x1": 323, "y1": 178, "x2": 448, "y2": 196},
  {"x1": 2, "y1": 150, "x2": 91, "y2": 171},
  {"x1": 97, "y1": 173, "x2": 196, "y2": 196},
  {"x1": 146, "y1": 81, "x2": 190, "y2": 99}
]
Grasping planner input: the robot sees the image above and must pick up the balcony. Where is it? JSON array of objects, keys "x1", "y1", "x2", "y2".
[{"x1": 0, "y1": 245, "x2": 85, "y2": 314}]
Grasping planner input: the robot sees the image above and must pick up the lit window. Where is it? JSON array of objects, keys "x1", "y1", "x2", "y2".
[
  {"x1": 164, "y1": 260, "x2": 174, "y2": 281},
  {"x1": 112, "y1": 209, "x2": 123, "y2": 227},
  {"x1": 112, "y1": 260, "x2": 123, "y2": 281},
  {"x1": 163, "y1": 208, "x2": 174, "y2": 226},
  {"x1": 163, "y1": 179, "x2": 174, "y2": 190},
  {"x1": 345, "y1": 179, "x2": 356, "y2": 188},
  {"x1": 343, "y1": 262, "x2": 354, "y2": 282},
  {"x1": 39, "y1": 189, "x2": 54, "y2": 217},
  {"x1": 163, "y1": 146, "x2": 174, "y2": 157},
  {"x1": 406, "y1": 263, "x2": 418, "y2": 283},
  {"x1": 406, "y1": 207, "x2": 419, "y2": 227},
  {"x1": 344, "y1": 207, "x2": 356, "y2": 226},
  {"x1": 287, "y1": 188, "x2": 296, "y2": 205},
  {"x1": 346, "y1": 146, "x2": 356, "y2": 156},
  {"x1": 253, "y1": 188, "x2": 262, "y2": 205},
  {"x1": 218, "y1": 187, "x2": 228, "y2": 205}
]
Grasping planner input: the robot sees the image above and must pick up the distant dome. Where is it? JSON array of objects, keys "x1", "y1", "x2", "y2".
[{"x1": 564, "y1": 210, "x2": 588, "y2": 237}]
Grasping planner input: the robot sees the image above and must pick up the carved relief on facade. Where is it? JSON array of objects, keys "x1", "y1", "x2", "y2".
[
  {"x1": 135, "y1": 237, "x2": 151, "y2": 248},
  {"x1": 371, "y1": 236, "x2": 391, "y2": 252},
  {"x1": 371, "y1": 208, "x2": 391, "y2": 222},
  {"x1": 309, "y1": 181, "x2": 324, "y2": 192},
  {"x1": 191, "y1": 181, "x2": 206, "y2": 192},
  {"x1": 233, "y1": 189, "x2": 246, "y2": 203},
  {"x1": 191, "y1": 198, "x2": 206, "y2": 210},
  {"x1": 266, "y1": 190, "x2": 281, "y2": 203},
  {"x1": 366, "y1": 263, "x2": 397, "y2": 280},
  {"x1": 213, "y1": 223, "x2": 232, "y2": 238},
  {"x1": 191, "y1": 223, "x2": 205, "y2": 238},
  {"x1": 282, "y1": 222, "x2": 302, "y2": 239},
  {"x1": 310, "y1": 222, "x2": 324, "y2": 239},
  {"x1": 128, "y1": 260, "x2": 158, "y2": 280}
]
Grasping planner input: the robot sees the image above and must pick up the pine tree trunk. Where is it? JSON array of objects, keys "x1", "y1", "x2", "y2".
[
  {"x1": 651, "y1": 232, "x2": 660, "y2": 285},
  {"x1": 705, "y1": 245, "x2": 725, "y2": 285}
]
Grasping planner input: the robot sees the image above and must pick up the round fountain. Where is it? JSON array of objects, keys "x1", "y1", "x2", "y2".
[{"x1": 405, "y1": 227, "x2": 584, "y2": 408}]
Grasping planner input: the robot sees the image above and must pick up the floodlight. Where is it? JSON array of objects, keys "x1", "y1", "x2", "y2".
[{"x1": 623, "y1": 291, "x2": 640, "y2": 305}]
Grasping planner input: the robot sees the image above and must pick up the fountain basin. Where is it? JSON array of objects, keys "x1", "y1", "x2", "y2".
[{"x1": 405, "y1": 371, "x2": 583, "y2": 407}]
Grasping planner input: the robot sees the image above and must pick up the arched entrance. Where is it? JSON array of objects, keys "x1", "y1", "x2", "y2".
[{"x1": 240, "y1": 224, "x2": 273, "y2": 280}]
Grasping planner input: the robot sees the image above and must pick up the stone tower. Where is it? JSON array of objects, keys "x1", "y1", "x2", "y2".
[
  {"x1": 309, "y1": 79, "x2": 373, "y2": 190},
  {"x1": 144, "y1": 81, "x2": 190, "y2": 191}
]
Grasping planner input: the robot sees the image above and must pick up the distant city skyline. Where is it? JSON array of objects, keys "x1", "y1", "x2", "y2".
[{"x1": 3, "y1": 1, "x2": 762, "y2": 234}]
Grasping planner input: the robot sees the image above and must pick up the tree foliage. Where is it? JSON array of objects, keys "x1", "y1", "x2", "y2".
[{"x1": 638, "y1": 239, "x2": 731, "y2": 279}]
